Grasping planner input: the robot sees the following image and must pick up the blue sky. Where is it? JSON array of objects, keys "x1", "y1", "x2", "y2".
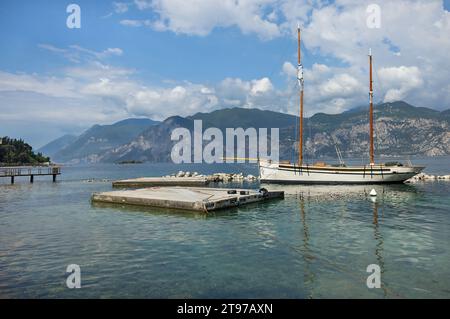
[
  {"x1": 1, "y1": 0, "x2": 450, "y2": 147},
  {"x1": 0, "y1": 0, "x2": 296, "y2": 87}
]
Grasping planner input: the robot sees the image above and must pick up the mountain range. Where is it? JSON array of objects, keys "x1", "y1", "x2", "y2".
[
  {"x1": 38, "y1": 118, "x2": 159, "y2": 163},
  {"x1": 39, "y1": 101, "x2": 450, "y2": 164}
]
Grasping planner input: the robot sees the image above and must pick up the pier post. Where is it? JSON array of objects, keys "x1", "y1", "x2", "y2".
[
  {"x1": 11, "y1": 176, "x2": 14, "y2": 184},
  {"x1": 30, "y1": 175, "x2": 34, "y2": 183},
  {"x1": 53, "y1": 174, "x2": 56, "y2": 182}
]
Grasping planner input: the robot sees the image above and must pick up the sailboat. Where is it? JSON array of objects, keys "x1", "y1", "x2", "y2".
[{"x1": 259, "y1": 25, "x2": 424, "y2": 184}]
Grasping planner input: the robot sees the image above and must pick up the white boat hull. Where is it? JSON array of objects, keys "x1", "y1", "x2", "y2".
[{"x1": 259, "y1": 160, "x2": 424, "y2": 184}]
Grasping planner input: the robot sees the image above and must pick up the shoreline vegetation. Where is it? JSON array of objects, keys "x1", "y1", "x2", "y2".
[{"x1": 0, "y1": 136, "x2": 51, "y2": 166}]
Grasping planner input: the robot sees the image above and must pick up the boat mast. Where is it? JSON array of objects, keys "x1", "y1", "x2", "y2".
[
  {"x1": 369, "y1": 48, "x2": 374, "y2": 165},
  {"x1": 297, "y1": 24, "x2": 304, "y2": 166}
]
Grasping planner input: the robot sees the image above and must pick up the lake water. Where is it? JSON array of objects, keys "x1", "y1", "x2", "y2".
[{"x1": 0, "y1": 157, "x2": 449, "y2": 298}]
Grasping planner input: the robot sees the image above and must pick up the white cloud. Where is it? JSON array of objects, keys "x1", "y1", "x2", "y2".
[
  {"x1": 126, "y1": 83, "x2": 220, "y2": 117},
  {"x1": 68, "y1": 45, "x2": 123, "y2": 59},
  {"x1": 103, "y1": 48, "x2": 124, "y2": 56},
  {"x1": 280, "y1": 61, "x2": 364, "y2": 115},
  {"x1": 38, "y1": 44, "x2": 81, "y2": 63},
  {"x1": 0, "y1": 71, "x2": 78, "y2": 98},
  {"x1": 39, "y1": 44, "x2": 124, "y2": 62},
  {"x1": 128, "y1": 0, "x2": 281, "y2": 39},
  {"x1": 215, "y1": 77, "x2": 280, "y2": 109},
  {"x1": 295, "y1": 0, "x2": 450, "y2": 109},
  {"x1": 65, "y1": 62, "x2": 134, "y2": 80},
  {"x1": 319, "y1": 73, "x2": 363, "y2": 99},
  {"x1": 250, "y1": 77, "x2": 273, "y2": 95},
  {"x1": 134, "y1": 0, "x2": 153, "y2": 10},
  {"x1": 282, "y1": 61, "x2": 297, "y2": 78},
  {"x1": 118, "y1": 0, "x2": 450, "y2": 110},
  {"x1": 120, "y1": 19, "x2": 152, "y2": 27},
  {"x1": 113, "y1": 2, "x2": 130, "y2": 13},
  {"x1": 378, "y1": 66, "x2": 423, "y2": 102},
  {"x1": 0, "y1": 63, "x2": 282, "y2": 130},
  {"x1": 37, "y1": 44, "x2": 66, "y2": 54}
]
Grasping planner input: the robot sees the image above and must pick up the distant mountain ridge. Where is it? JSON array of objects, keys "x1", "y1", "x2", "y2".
[
  {"x1": 43, "y1": 118, "x2": 159, "y2": 163},
  {"x1": 44, "y1": 101, "x2": 450, "y2": 163},
  {"x1": 188, "y1": 107, "x2": 297, "y2": 129},
  {"x1": 37, "y1": 134, "x2": 77, "y2": 158}
]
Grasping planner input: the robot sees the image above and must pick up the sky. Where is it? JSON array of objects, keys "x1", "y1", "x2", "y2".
[{"x1": 0, "y1": 0, "x2": 449, "y2": 148}]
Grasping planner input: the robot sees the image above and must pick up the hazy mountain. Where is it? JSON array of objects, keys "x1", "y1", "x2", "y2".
[
  {"x1": 99, "y1": 116, "x2": 193, "y2": 163},
  {"x1": 37, "y1": 134, "x2": 77, "y2": 157},
  {"x1": 52, "y1": 118, "x2": 159, "y2": 163},
  {"x1": 54, "y1": 101, "x2": 450, "y2": 163},
  {"x1": 441, "y1": 109, "x2": 450, "y2": 122}
]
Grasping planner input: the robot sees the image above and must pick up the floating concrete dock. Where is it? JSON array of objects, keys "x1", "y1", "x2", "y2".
[
  {"x1": 91, "y1": 187, "x2": 284, "y2": 212},
  {"x1": 112, "y1": 176, "x2": 209, "y2": 188}
]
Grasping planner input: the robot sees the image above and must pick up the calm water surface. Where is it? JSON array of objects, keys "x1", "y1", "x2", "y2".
[{"x1": 0, "y1": 157, "x2": 449, "y2": 298}]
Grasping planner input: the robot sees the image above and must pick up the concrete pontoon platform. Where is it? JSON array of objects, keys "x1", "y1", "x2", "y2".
[
  {"x1": 91, "y1": 187, "x2": 284, "y2": 212},
  {"x1": 112, "y1": 177, "x2": 209, "y2": 188}
]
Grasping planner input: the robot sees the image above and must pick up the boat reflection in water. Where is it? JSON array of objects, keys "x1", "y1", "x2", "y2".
[
  {"x1": 261, "y1": 182, "x2": 424, "y2": 298},
  {"x1": 260, "y1": 183, "x2": 422, "y2": 202}
]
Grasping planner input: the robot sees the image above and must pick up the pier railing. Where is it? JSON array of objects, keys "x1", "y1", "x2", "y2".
[{"x1": 0, "y1": 165, "x2": 61, "y2": 183}]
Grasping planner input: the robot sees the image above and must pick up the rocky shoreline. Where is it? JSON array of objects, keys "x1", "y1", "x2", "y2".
[
  {"x1": 167, "y1": 170, "x2": 450, "y2": 184},
  {"x1": 165, "y1": 171, "x2": 258, "y2": 182},
  {"x1": 406, "y1": 173, "x2": 450, "y2": 183}
]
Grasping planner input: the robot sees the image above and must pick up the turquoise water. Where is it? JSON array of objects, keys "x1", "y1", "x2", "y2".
[{"x1": 0, "y1": 157, "x2": 449, "y2": 298}]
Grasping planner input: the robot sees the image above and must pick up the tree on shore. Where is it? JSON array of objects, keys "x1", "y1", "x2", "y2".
[{"x1": 0, "y1": 136, "x2": 50, "y2": 165}]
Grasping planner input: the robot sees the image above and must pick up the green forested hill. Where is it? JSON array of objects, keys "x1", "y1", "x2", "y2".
[{"x1": 0, "y1": 137, "x2": 50, "y2": 165}]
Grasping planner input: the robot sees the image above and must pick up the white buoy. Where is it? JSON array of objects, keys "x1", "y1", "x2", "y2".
[{"x1": 369, "y1": 189, "x2": 377, "y2": 197}]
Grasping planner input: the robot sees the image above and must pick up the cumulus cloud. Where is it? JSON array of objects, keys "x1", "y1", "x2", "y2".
[
  {"x1": 0, "y1": 64, "x2": 282, "y2": 131},
  {"x1": 280, "y1": 61, "x2": 365, "y2": 115},
  {"x1": 113, "y1": 2, "x2": 130, "y2": 13},
  {"x1": 251, "y1": 77, "x2": 273, "y2": 95},
  {"x1": 118, "y1": 0, "x2": 450, "y2": 110},
  {"x1": 281, "y1": 61, "x2": 296, "y2": 78},
  {"x1": 379, "y1": 66, "x2": 423, "y2": 102},
  {"x1": 126, "y1": 0, "x2": 281, "y2": 39},
  {"x1": 296, "y1": 0, "x2": 450, "y2": 109},
  {"x1": 319, "y1": 73, "x2": 364, "y2": 99}
]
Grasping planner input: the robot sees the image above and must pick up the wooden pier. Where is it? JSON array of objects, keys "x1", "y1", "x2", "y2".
[
  {"x1": 0, "y1": 166, "x2": 61, "y2": 184},
  {"x1": 92, "y1": 187, "x2": 284, "y2": 212}
]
